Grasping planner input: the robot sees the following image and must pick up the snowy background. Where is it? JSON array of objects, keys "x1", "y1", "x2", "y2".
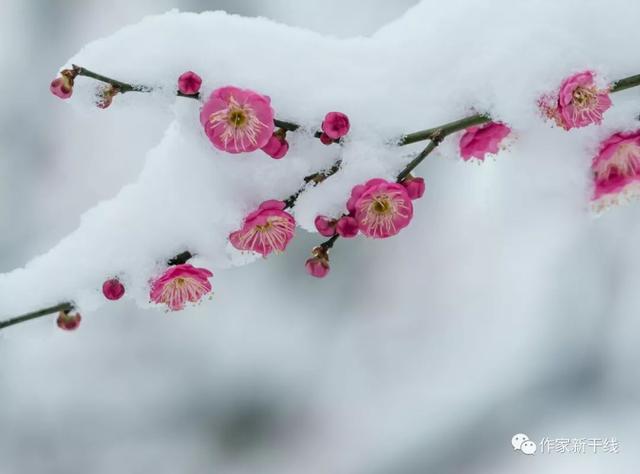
[{"x1": 2, "y1": 1, "x2": 640, "y2": 473}]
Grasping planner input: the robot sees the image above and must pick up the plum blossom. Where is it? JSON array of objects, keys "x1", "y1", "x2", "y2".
[
  {"x1": 57, "y1": 311, "x2": 81, "y2": 331},
  {"x1": 229, "y1": 200, "x2": 295, "y2": 256},
  {"x1": 541, "y1": 71, "x2": 612, "y2": 130},
  {"x1": 177, "y1": 71, "x2": 202, "y2": 95},
  {"x1": 459, "y1": 122, "x2": 511, "y2": 161},
  {"x1": 150, "y1": 264, "x2": 213, "y2": 311},
  {"x1": 348, "y1": 178, "x2": 413, "y2": 238},
  {"x1": 592, "y1": 130, "x2": 640, "y2": 210},
  {"x1": 102, "y1": 278, "x2": 125, "y2": 300},
  {"x1": 321, "y1": 111, "x2": 350, "y2": 139},
  {"x1": 200, "y1": 86, "x2": 274, "y2": 153}
]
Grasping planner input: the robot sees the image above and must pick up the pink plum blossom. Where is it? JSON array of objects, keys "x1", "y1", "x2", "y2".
[
  {"x1": 102, "y1": 278, "x2": 125, "y2": 300},
  {"x1": 178, "y1": 71, "x2": 202, "y2": 95},
  {"x1": 591, "y1": 130, "x2": 640, "y2": 210},
  {"x1": 305, "y1": 247, "x2": 330, "y2": 278},
  {"x1": 314, "y1": 215, "x2": 337, "y2": 237},
  {"x1": 229, "y1": 200, "x2": 295, "y2": 256},
  {"x1": 459, "y1": 122, "x2": 511, "y2": 161},
  {"x1": 542, "y1": 71, "x2": 612, "y2": 130},
  {"x1": 57, "y1": 311, "x2": 81, "y2": 331},
  {"x1": 349, "y1": 178, "x2": 413, "y2": 238},
  {"x1": 321, "y1": 112, "x2": 350, "y2": 139},
  {"x1": 400, "y1": 176, "x2": 426, "y2": 199},
  {"x1": 336, "y1": 216, "x2": 358, "y2": 238},
  {"x1": 200, "y1": 86, "x2": 274, "y2": 153},
  {"x1": 261, "y1": 132, "x2": 289, "y2": 159},
  {"x1": 150, "y1": 264, "x2": 213, "y2": 311}
]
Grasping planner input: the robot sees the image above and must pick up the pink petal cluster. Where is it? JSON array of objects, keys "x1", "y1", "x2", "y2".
[
  {"x1": 542, "y1": 71, "x2": 612, "y2": 130},
  {"x1": 591, "y1": 130, "x2": 640, "y2": 209},
  {"x1": 459, "y1": 122, "x2": 511, "y2": 161},
  {"x1": 336, "y1": 216, "x2": 358, "y2": 238},
  {"x1": 102, "y1": 278, "x2": 125, "y2": 300},
  {"x1": 348, "y1": 178, "x2": 413, "y2": 238},
  {"x1": 200, "y1": 86, "x2": 274, "y2": 153},
  {"x1": 261, "y1": 131, "x2": 289, "y2": 159},
  {"x1": 305, "y1": 246, "x2": 330, "y2": 278},
  {"x1": 230, "y1": 200, "x2": 296, "y2": 256},
  {"x1": 314, "y1": 215, "x2": 337, "y2": 237},
  {"x1": 178, "y1": 71, "x2": 202, "y2": 95},
  {"x1": 314, "y1": 215, "x2": 359, "y2": 238},
  {"x1": 150, "y1": 264, "x2": 213, "y2": 311},
  {"x1": 320, "y1": 112, "x2": 350, "y2": 143},
  {"x1": 50, "y1": 70, "x2": 75, "y2": 99},
  {"x1": 57, "y1": 311, "x2": 81, "y2": 331},
  {"x1": 400, "y1": 176, "x2": 426, "y2": 199}
]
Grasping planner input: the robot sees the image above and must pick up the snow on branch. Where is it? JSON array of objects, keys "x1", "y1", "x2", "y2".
[{"x1": 3, "y1": 8, "x2": 640, "y2": 332}]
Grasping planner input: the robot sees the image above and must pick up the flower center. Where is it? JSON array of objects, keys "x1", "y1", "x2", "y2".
[
  {"x1": 255, "y1": 221, "x2": 272, "y2": 232},
  {"x1": 572, "y1": 86, "x2": 596, "y2": 109},
  {"x1": 595, "y1": 142, "x2": 640, "y2": 182},
  {"x1": 174, "y1": 277, "x2": 186, "y2": 287},
  {"x1": 228, "y1": 108, "x2": 247, "y2": 128},
  {"x1": 372, "y1": 197, "x2": 392, "y2": 214}
]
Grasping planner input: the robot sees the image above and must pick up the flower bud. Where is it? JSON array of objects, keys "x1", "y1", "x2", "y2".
[
  {"x1": 336, "y1": 215, "x2": 358, "y2": 238},
  {"x1": 50, "y1": 69, "x2": 76, "y2": 99},
  {"x1": 400, "y1": 175, "x2": 426, "y2": 200},
  {"x1": 314, "y1": 215, "x2": 337, "y2": 237},
  {"x1": 319, "y1": 132, "x2": 333, "y2": 145},
  {"x1": 57, "y1": 311, "x2": 81, "y2": 331},
  {"x1": 178, "y1": 71, "x2": 202, "y2": 95},
  {"x1": 96, "y1": 84, "x2": 119, "y2": 109},
  {"x1": 321, "y1": 111, "x2": 350, "y2": 139},
  {"x1": 305, "y1": 246, "x2": 330, "y2": 278},
  {"x1": 102, "y1": 278, "x2": 125, "y2": 300},
  {"x1": 261, "y1": 131, "x2": 289, "y2": 159}
]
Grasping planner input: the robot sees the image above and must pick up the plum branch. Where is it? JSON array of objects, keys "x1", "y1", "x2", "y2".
[{"x1": 3, "y1": 69, "x2": 640, "y2": 331}]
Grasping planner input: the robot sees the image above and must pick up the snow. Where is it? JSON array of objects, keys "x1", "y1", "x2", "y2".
[{"x1": 1, "y1": 0, "x2": 640, "y2": 316}]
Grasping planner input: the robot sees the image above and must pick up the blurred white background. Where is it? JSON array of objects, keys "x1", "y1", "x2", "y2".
[{"x1": 2, "y1": 1, "x2": 640, "y2": 473}]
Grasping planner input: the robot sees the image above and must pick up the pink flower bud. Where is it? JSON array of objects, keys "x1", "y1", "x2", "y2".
[
  {"x1": 177, "y1": 71, "x2": 202, "y2": 95},
  {"x1": 57, "y1": 311, "x2": 81, "y2": 331},
  {"x1": 261, "y1": 132, "x2": 289, "y2": 159},
  {"x1": 401, "y1": 176, "x2": 426, "y2": 200},
  {"x1": 305, "y1": 246, "x2": 330, "y2": 278},
  {"x1": 321, "y1": 111, "x2": 350, "y2": 139},
  {"x1": 336, "y1": 216, "x2": 358, "y2": 238},
  {"x1": 319, "y1": 132, "x2": 333, "y2": 145},
  {"x1": 314, "y1": 215, "x2": 337, "y2": 237},
  {"x1": 102, "y1": 278, "x2": 125, "y2": 300},
  {"x1": 50, "y1": 70, "x2": 75, "y2": 99},
  {"x1": 305, "y1": 257, "x2": 330, "y2": 278}
]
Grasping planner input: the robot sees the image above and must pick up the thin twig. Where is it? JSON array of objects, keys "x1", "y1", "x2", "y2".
[{"x1": 0, "y1": 302, "x2": 74, "y2": 330}]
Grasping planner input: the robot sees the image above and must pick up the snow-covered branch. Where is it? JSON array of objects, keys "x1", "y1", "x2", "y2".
[{"x1": 5, "y1": 7, "x2": 640, "y2": 332}]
